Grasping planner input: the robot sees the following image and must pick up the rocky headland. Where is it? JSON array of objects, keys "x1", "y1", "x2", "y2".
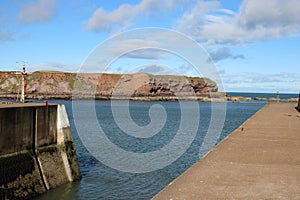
[
  {"x1": 0, "y1": 71, "x2": 297, "y2": 102},
  {"x1": 0, "y1": 71, "x2": 223, "y2": 101}
]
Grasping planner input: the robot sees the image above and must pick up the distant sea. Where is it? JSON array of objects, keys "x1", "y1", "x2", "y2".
[{"x1": 227, "y1": 92, "x2": 298, "y2": 99}]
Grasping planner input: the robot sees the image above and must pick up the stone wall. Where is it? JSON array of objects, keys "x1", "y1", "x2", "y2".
[{"x1": 0, "y1": 104, "x2": 81, "y2": 199}]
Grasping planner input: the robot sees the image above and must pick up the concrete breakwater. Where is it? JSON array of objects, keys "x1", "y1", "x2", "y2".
[
  {"x1": 0, "y1": 103, "x2": 81, "y2": 199},
  {"x1": 153, "y1": 103, "x2": 300, "y2": 199}
]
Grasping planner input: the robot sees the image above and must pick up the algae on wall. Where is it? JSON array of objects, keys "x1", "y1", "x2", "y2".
[{"x1": 0, "y1": 104, "x2": 81, "y2": 200}]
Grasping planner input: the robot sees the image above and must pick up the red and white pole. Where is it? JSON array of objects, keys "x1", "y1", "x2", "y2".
[{"x1": 20, "y1": 66, "x2": 27, "y2": 103}]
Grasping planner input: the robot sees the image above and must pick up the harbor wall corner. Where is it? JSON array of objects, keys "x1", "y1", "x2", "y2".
[{"x1": 0, "y1": 104, "x2": 81, "y2": 200}]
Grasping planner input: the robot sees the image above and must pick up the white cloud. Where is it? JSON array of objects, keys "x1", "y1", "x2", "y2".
[
  {"x1": 209, "y1": 47, "x2": 245, "y2": 62},
  {"x1": 221, "y1": 71, "x2": 300, "y2": 93},
  {"x1": 238, "y1": 0, "x2": 300, "y2": 30},
  {"x1": 125, "y1": 49, "x2": 169, "y2": 59},
  {"x1": 85, "y1": 0, "x2": 174, "y2": 32},
  {"x1": 136, "y1": 64, "x2": 176, "y2": 75},
  {"x1": 104, "y1": 38, "x2": 167, "y2": 59},
  {"x1": 177, "y1": 0, "x2": 300, "y2": 45},
  {"x1": 177, "y1": 1, "x2": 220, "y2": 31},
  {"x1": 18, "y1": 0, "x2": 57, "y2": 24},
  {"x1": 85, "y1": 5, "x2": 134, "y2": 32}
]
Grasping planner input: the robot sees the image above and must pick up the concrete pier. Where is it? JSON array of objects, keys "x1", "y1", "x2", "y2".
[
  {"x1": 0, "y1": 103, "x2": 81, "y2": 199},
  {"x1": 153, "y1": 103, "x2": 300, "y2": 199}
]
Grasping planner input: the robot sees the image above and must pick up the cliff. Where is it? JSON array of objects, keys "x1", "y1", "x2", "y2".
[{"x1": 0, "y1": 71, "x2": 219, "y2": 100}]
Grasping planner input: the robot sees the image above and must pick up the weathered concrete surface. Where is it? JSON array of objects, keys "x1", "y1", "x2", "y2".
[
  {"x1": 0, "y1": 104, "x2": 58, "y2": 155},
  {"x1": 0, "y1": 103, "x2": 81, "y2": 199},
  {"x1": 153, "y1": 103, "x2": 300, "y2": 200},
  {"x1": 0, "y1": 106, "x2": 34, "y2": 156}
]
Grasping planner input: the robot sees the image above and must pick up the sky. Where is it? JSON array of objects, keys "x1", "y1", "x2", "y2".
[{"x1": 0, "y1": 0, "x2": 299, "y2": 93}]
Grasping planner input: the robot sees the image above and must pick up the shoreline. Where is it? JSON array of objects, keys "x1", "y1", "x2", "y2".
[{"x1": 0, "y1": 93, "x2": 298, "y2": 102}]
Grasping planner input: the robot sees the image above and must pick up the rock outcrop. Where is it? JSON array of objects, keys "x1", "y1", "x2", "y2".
[{"x1": 0, "y1": 71, "x2": 220, "y2": 100}]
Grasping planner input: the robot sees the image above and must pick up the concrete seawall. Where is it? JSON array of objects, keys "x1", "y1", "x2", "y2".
[
  {"x1": 0, "y1": 103, "x2": 81, "y2": 199},
  {"x1": 153, "y1": 103, "x2": 300, "y2": 199}
]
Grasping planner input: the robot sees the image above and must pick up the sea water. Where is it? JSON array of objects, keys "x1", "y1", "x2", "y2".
[
  {"x1": 31, "y1": 97, "x2": 267, "y2": 200},
  {"x1": 227, "y1": 92, "x2": 298, "y2": 99}
]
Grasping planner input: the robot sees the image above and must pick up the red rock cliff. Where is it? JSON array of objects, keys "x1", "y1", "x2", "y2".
[{"x1": 0, "y1": 71, "x2": 218, "y2": 99}]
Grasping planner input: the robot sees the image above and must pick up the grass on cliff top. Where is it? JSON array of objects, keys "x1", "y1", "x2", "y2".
[{"x1": 29, "y1": 71, "x2": 208, "y2": 79}]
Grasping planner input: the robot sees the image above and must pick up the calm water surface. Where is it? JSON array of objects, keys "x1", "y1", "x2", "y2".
[
  {"x1": 33, "y1": 99, "x2": 265, "y2": 200},
  {"x1": 227, "y1": 92, "x2": 298, "y2": 99}
]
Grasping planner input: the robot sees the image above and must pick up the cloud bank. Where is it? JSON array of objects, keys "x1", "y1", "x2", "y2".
[
  {"x1": 221, "y1": 71, "x2": 300, "y2": 92},
  {"x1": 85, "y1": 0, "x2": 300, "y2": 48},
  {"x1": 177, "y1": 0, "x2": 300, "y2": 44},
  {"x1": 85, "y1": 0, "x2": 174, "y2": 32}
]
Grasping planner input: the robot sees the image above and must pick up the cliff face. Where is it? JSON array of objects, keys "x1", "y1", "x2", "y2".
[{"x1": 0, "y1": 71, "x2": 218, "y2": 99}]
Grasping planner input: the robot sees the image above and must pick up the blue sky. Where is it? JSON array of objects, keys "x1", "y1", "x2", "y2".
[{"x1": 0, "y1": 0, "x2": 299, "y2": 93}]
